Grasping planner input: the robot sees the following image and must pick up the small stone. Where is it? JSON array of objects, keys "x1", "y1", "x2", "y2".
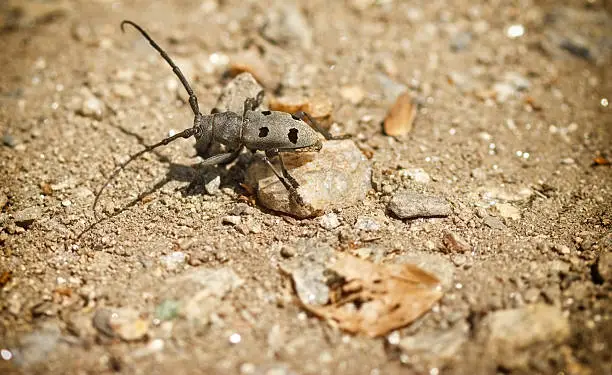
[
  {"x1": 450, "y1": 32, "x2": 472, "y2": 52},
  {"x1": 280, "y1": 246, "x2": 296, "y2": 258},
  {"x1": 204, "y1": 175, "x2": 221, "y2": 195},
  {"x1": 470, "y1": 168, "x2": 487, "y2": 180},
  {"x1": 93, "y1": 308, "x2": 150, "y2": 341},
  {"x1": 222, "y1": 215, "x2": 242, "y2": 226},
  {"x1": 160, "y1": 251, "x2": 186, "y2": 271},
  {"x1": 354, "y1": 216, "x2": 381, "y2": 231},
  {"x1": 403, "y1": 168, "x2": 430, "y2": 184},
  {"x1": 340, "y1": 85, "x2": 366, "y2": 105},
  {"x1": 247, "y1": 140, "x2": 371, "y2": 218},
  {"x1": 388, "y1": 191, "x2": 451, "y2": 219},
  {"x1": 383, "y1": 92, "x2": 417, "y2": 136},
  {"x1": 495, "y1": 203, "x2": 520, "y2": 220},
  {"x1": 593, "y1": 252, "x2": 612, "y2": 283},
  {"x1": 442, "y1": 231, "x2": 471, "y2": 253},
  {"x1": 112, "y1": 83, "x2": 135, "y2": 98},
  {"x1": 478, "y1": 304, "x2": 570, "y2": 371},
  {"x1": 262, "y1": 3, "x2": 313, "y2": 50},
  {"x1": 319, "y1": 213, "x2": 341, "y2": 230},
  {"x1": 560, "y1": 158, "x2": 575, "y2": 165},
  {"x1": 523, "y1": 288, "x2": 541, "y2": 303},
  {"x1": 399, "y1": 322, "x2": 469, "y2": 367},
  {"x1": 483, "y1": 215, "x2": 506, "y2": 230},
  {"x1": 61, "y1": 199, "x2": 72, "y2": 207},
  {"x1": 154, "y1": 299, "x2": 180, "y2": 321},
  {"x1": 78, "y1": 95, "x2": 104, "y2": 120},
  {"x1": 2, "y1": 133, "x2": 16, "y2": 148},
  {"x1": 12, "y1": 322, "x2": 61, "y2": 367},
  {"x1": 13, "y1": 206, "x2": 42, "y2": 228}
]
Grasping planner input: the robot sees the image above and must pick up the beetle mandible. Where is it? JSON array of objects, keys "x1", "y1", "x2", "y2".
[{"x1": 93, "y1": 20, "x2": 346, "y2": 214}]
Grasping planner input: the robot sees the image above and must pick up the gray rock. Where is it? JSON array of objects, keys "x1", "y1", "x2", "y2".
[
  {"x1": 13, "y1": 206, "x2": 42, "y2": 228},
  {"x1": 92, "y1": 307, "x2": 150, "y2": 341},
  {"x1": 222, "y1": 215, "x2": 242, "y2": 226},
  {"x1": 319, "y1": 212, "x2": 341, "y2": 230},
  {"x1": 77, "y1": 95, "x2": 105, "y2": 120},
  {"x1": 262, "y1": 2, "x2": 313, "y2": 50},
  {"x1": 399, "y1": 322, "x2": 469, "y2": 367},
  {"x1": 12, "y1": 322, "x2": 61, "y2": 367},
  {"x1": 354, "y1": 216, "x2": 381, "y2": 231},
  {"x1": 2, "y1": 133, "x2": 16, "y2": 147},
  {"x1": 247, "y1": 140, "x2": 371, "y2": 218},
  {"x1": 450, "y1": 32, "x2": 472, "y2": 52},
  {"x1": 160, "y1": 251, "x2": 187, "y2": 271},
  {"x1": 279, "y1": 240, "x2": 335, "y2": 306},
  {"x1": 204, "y1": 174, "x2": 221, "y2": 195},
  {"x1": 388, "y1": 191, "x2": 451, "y2": 219},
  {"x1": 478, "y1": 304, "x2": 570, "y2": 371},
  {"x1": 483, "y1": 215, "x2": 506, "y2": 230}
]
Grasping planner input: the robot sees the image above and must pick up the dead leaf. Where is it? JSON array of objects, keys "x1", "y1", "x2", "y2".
[
  {"x1": 301, "y1": 255, "x2": 443, "y2": 337},
  {"x1": 383, "y1": 92, "x2": 417, "y2": 136},
  {"x1": 592, "y1": 156, "x2": 610, "y2": 166}
]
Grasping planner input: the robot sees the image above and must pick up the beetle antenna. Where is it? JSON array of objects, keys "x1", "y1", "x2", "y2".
[
  {"x1": 120, "y1": 20, "x2": 201, "y2": 117},
  {"x1": 93, "y1": 127, "x2": 196, "y2": 217}
]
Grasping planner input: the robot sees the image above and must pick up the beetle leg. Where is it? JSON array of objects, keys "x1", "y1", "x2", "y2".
[
  {"x1": 198, "y1": 149, "x2": 241, "y2": 167},
  {"x1": 261, "y1": 153, "x2": 304, "y2": 205},
  {"x1": 266, "y1": 149, "x2": 299, "y2": 188},
  {"x1": 292, "y1": 111, "x2": 350, "y2": 140}
]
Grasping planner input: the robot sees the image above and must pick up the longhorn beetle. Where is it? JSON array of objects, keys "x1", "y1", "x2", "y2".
[{"x1": 94, "y1": 20, "x2": 347, "y2": 214}]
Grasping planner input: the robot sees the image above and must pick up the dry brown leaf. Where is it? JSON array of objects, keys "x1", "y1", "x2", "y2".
[
  {"x1": 302, "y1": 255, "x2": 443, "y2": 337},
  {"x1": 383, "y1": 92, "x2": 417, "y2": 136}
]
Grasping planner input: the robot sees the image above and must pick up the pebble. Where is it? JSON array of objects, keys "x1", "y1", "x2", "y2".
[
  {"x1": 204, "y1": 174, "x2": 221, "y2": 195},
  {"x1": 112, "y1": 83, "x2": 135, "y2": 98},
  {"x1": 156, "y1": 268, "x2": 244, "y2": 327},
  {"x1": 388, "y1": 191, "x2": 451, "y2": 219},
  {"x1": 399, "y1": 322, "x2": 469, "y2": 367},
  {"x1": 354, "y1": 216, "x2": 381, "y2": 231},
  {"x1": 160, "y1": 251, "x2": 187, "y2": 271},
  {"x1": 262, "y1": 3, "x2": 313, "y2": 50},
  {"x1": 450, "y1": 32, "x2": 472, "y2": 52},
  {"x1": 495, "y1": 203, "x2": 520, "y2": 220},
  {"x1": 222, "y1": 215, "x2": 242, "y2": 226},
  {"x1": 442, "y1": 231, "x2": 471, "y2": 253},
  {"x1": 154, "y1": 299, "x2": 180, "y2": 321},
  {"x1": 402, "y1": 168, "x2": 431, "y2": 184},
  {"x1": 12, "y1": 322, "x2": 61, "y2": 367},
  {"x1": 78, "y1": 95, "x2": 105, "y2": 120},
  {"x1": 383, "y1": 92, "x2": 417, "y2": 136},
  {"x1": 247, "y1": 140, "x2": 371, "y2": 218},
  {"x1": 340, "y1": 85, "x2": 366, "y2": 105},
  {"x1": 93, "y1": 307, "x2": 150, "y2": 341},
  {"x1": 478, "y1": 304, "x2": 570, "y2": 371},
  {"x1": 2, "y1": 133, "x2": 16, "y2": 147},
  {"x1": 13, "y1": 206, "x2": 42, "y2": 228},
  {"x1": 319, "y1": 212, "x2": 341, "y2": 230},
  {"x1": 279, "y1": 240, "x2": 335, "y2": 306},
  {"x1": 483, "y1": 215, "x2": 506, "y2": 230},
  {"x1": 593, "y1": 251, "x2": 612, "y2": 283},
  {"x1": 61, "y1": 199, "x2": 72, "y2": 207},
  {"x1": 280, "y1": 245, "x2": 296, "y2": 258}
]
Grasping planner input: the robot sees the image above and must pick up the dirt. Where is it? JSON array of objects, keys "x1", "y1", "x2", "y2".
[{"x1": 0, "y1": 0, "x2": 611, "y2": 374}]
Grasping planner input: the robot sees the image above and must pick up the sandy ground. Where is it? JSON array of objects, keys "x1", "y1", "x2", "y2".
[{"x1": 1, "y1": 1, "x2": 611, "y2": 374}]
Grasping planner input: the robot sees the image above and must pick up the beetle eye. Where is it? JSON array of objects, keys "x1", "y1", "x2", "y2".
[
  {"x1": 259, "y1": 127, "x2": 269, "y2": 137},
  {"x1": 288, "y1": 128, "x2": 298, "y2": 144}
]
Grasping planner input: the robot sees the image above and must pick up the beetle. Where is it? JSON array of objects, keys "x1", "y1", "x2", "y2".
[{"x1": 93, "y1": 20, "x2": 345, "y2": 214}]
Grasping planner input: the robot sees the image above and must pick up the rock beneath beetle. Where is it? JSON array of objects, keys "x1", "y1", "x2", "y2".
[
  {"x1": 478, "y1": 304, "x2": 570, "y2": 371},
  {"x1": 247, "y1": 140, "x2": 371, "y2": 218},
  {"x1": 388, "y1": 191, "x2": 451, "y2": 219}
]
